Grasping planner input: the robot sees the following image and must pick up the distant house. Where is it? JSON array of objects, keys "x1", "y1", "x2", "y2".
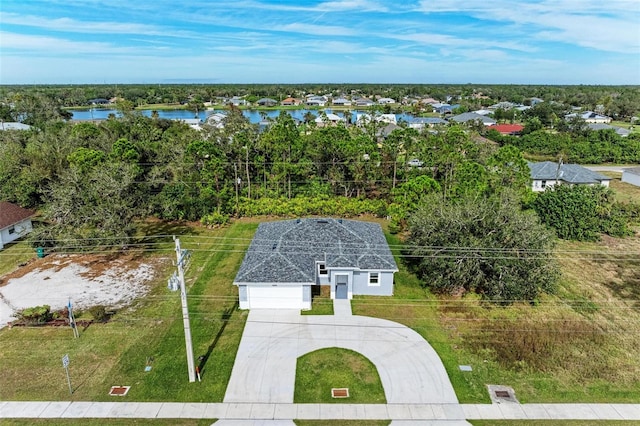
[
  {"x1": 332, "y1": 97, "x2": 352, "y2": 106},
  {"x1": 206, "y1": 112, "x2": 226, "y2": 129},
  {"x1": 280, "y1": 97, "x2": 301, "y2": 106},
  {"x1": 227, "y1": 96, "x2": 247, "y2": 106},
  {"x1": 376, "y1": 123, "x2": 401, "y2": 139},
  {"x1": 256, "y1": 98, "x2": 278, "y2": 107},
  {"x1": 88, "y1": 98, "x2": 110, "y2": 105},
  {"x1": 489, "y1": 101, "x2": 516, "y2": 110},
  {"x1": 306, "y1": 96, "x2": 327, "y2": 107},
  {"x1": 377, "y1": 97, "x2": 396, "y2": 104},
  {"x1": 315, "y1": 113, "x2": 344, "y2": 127},
  {"x1": 1, "y1": 122, "x2": 32, "y2": 131},
  {"x1": 449, "y1": 112, "x2": 496, "y2": 126},
  {"x1": 434, "y1": 103, "x2": 461, "y2": 114},
  {"x1": 587, "y1": 123, "x2": 630, "y2": 137},
  {"x1": 565, "y1": 111, "x2": 612, "y2": 124},
  {"x1": 529, "y1": 97, "x2": 544, "y2": 106},
  {"x1": 234, "y1": 218, "x2": 398, "y2": 309},
  {"x1": 621, "y1": 167, "x2": 640, "y2": 187},
  {"x1": 409, "y1": 117, "x2": 447, "y2": 130},
  {"x1": 528, "y1": 161, "x2": 611, "y2": 192},
  {"x1": 353, "y1": 97, "x2": 375, "y2": 107},
  {"x1": 176, "y1": 118, "x2": 203, "y2": 131},
  {"x1": 0, "y1": 202, "x2": 34, "y2": 250},
  {"x1": 490, "y1": 124, "x2": 524, "y2": 135},
  {"x1": 356, "y1": 113, "x2": 397, "y2": 126}
]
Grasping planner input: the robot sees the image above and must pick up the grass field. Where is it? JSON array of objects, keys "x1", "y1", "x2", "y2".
[
  {"x1": 294, "y1": 348, "x2": 386, "y2": 404},
  {"x1": 2, "y1": 207, "x2": 640, "y2": 406},
  {"x1": 0, "y1": 220, "x2": 257, "y2": 402}
]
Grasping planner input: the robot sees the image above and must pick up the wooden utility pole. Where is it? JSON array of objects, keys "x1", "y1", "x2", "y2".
[{"x1": 175, "y1": 237, "x2": 196, "y2": 383}]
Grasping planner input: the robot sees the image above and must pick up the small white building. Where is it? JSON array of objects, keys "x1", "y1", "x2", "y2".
[
  {"x1": 0, "y1": 202, "x2": 34, "y2": 250},
  {"x1": 622, "y1": 167, "x2": 640, "y2": 187}
]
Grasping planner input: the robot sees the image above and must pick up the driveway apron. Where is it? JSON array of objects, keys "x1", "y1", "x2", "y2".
[{"x1": 224, "y1": 307, "x2": 458, "y2": 404}]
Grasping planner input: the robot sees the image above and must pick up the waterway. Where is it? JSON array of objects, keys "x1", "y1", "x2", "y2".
[{"x1": 69, "y1": 108, "x2": 416, "y2": 123}]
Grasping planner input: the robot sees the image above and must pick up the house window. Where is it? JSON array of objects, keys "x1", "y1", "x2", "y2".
[
  {"x1": 541, "y1": 180, "x2": 547, "y2": 188},
  {"x1": 368, "y1": 272, "x2": 380, "y2": 286},
  {"x1": 318, "y1": 263, "x2": 328, "y2": 275},
  {"x1": 8, "y1": 226, "x2": 15, "y2": 235}
]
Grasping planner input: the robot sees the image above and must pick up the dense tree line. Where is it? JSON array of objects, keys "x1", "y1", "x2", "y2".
[{"x1": 2, "y1": 84, "x2": 638, "y2": 119}]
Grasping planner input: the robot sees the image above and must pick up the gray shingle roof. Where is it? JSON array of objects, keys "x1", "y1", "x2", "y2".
[
  {"x1": 528, "y1": 161, "x2": 611, "y2": 184},
  {"x1": 449, "y1": 112, "x2": 496, "y2": 125},
  {"x1": 235, "y1": 218, "x2": 398, "y2": 284}
]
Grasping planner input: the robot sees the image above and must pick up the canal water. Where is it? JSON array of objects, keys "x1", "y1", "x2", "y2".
[{"x1": 70, "y1": 108, "x2": 415, "y2": 123}]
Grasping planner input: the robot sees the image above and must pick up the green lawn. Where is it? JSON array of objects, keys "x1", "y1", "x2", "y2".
[
  {"x1": 294, "y1": 348, "x2": 386, "y2": 404},
  {"x1": 0, "y1": 220, "x2": 256, "y2": 402},
  {"x1": 0, "y1": 239, "x2": 37, "y2": 278}
]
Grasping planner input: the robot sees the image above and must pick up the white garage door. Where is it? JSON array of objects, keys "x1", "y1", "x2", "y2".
[{"x1": 248, "y1": 286, "x2": 304, "y2": 309}]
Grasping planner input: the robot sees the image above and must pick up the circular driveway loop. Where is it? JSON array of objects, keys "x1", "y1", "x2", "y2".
[{"x1": 224, "y1": 308, "x2": 459, "y2": 404}]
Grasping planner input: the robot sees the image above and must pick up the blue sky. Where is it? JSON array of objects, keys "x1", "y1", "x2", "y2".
[{"x1": 1, "y1": 0, "x2": 639, "y2": 84}]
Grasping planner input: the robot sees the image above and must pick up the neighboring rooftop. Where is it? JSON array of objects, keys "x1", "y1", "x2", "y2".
[
  {"x1": 528, "y1": 161, "x2": 611, "y2": 184},
  {"x1": 0, "y1": 122, "x2": 32, "y2": 131},
  {"x1": 235, "y1": 218, "x2": 398, "y2": 284},
  {"x1": 0, "y1": 201, "x2": 35, "y2": 230}
]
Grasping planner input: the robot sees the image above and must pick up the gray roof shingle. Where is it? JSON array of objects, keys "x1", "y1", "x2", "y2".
[
  {"x1": 528, "y1": 161, "x2": 611, "y2": 184},
  {"x1": 235, "y1": 218, "x2": 398, "y2": 284}
]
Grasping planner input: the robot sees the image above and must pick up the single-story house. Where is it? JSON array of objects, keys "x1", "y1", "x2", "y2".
[
  {"x1": 332, "y1": 97, "x2": 352, "y2": 106},
  {"x1": 489, "y1": 101, "x2": 516, "y2": 110},
  {"x1": 565, "y1": 111, "x2": 612, "y2": 124},
  {"x1": 306, "y1": 96, "x2": 327, "y2": 107},
  {"x1": 621, "y1": 167, "x2": 640, "y2": 187},
  {"x1": 227, "y1": 96, "x2": 247, "y2": 106},
  {"x1": 0, "y1": 122, "x2": 32, "y2": 131},
  {"x1": 354, "y1": 97, "x2": 375, "y2": 107},
  {"x1": 88, "y1": 98, "x2": 110, "y2": 105},
  {"x1": 433, "y1": 103, "x2": 460, "y2": 114},
  {"x1": 315, "y1": 113, "x2": 344, "y2": 126},
  {"x1": 587, "y1": 123, "x2": 630, "y2": 137},
  {"x1": 528, "y1": 161, "x2": 611, "y2": 192},
  {"x1": 256, "y1": 98, "x2": 278, "y2": 107},
  {"x1": 280, "y1": 97, "x2": 301, "y2": 106},
  {"x1": 449, "y1": 112, "x2": 496, "y2": 126},
  {"x1": 490, "y1": 124, "x2": 524, "y2": 135},
  {"x1": 356, "y1": 113, "x2": 397, "y2": 126},
  {"x1": 0, "y1": 202, "x2": 34, "y2": 250},
  {"x1": 377, "y1": 97, "x2": 396, "y2": 104},
  {"x1": 409, "y1": 117, "x2": 447, "y2": 130},
  {"x1": 234, "y1": 218, "x2": 398, "y2": 310}
]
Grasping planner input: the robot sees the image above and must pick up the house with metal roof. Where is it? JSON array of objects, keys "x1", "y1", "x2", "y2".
[
  {"x1": 0, "y1": 202, "x2": 34, "y2": 250},
  {"x1": 528, "y1": 161, "x2": 611, "y2": 192},
  {"x1": 587, "y1": 123, "x2": 631, "y2": 137},
  {"x1": 408, "y1": 117, "x2": 447, "y2": 130},
  {"x1": 234, "y1": 218, "x2": 398, "y2": 309},
  {"x1": 622, "y1": 167, "x2": 640, "y2": 187}
]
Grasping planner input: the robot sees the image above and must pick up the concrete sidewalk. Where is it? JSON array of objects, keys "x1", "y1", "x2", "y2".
[{"x1": 1, "y1": 401, "x2": 639, "y2": 421}]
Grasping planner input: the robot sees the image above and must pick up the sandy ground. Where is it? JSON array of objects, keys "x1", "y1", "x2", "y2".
[{"x1": 0, "y1": 254, "x2": 162, "y2": 329}]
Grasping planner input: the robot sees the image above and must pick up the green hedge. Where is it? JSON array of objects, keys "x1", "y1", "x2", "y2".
[{"x1": 238, "y1": 196, "x2": 387, "y2": 218}]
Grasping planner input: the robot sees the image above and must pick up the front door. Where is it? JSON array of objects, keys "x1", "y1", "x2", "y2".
[{"x1": 335, "y1": 275, "x2": 348, "y2": 299}]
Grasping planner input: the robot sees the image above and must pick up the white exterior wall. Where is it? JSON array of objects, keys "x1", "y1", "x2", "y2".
[
  {"x1": 622, "y1": 171, "x2": 640, "y2": 187},
  {"x1": 239, "y1": 284, "x2": 311, "y2": 310},
  {"x1": 0, "y1": 218, "x2": 33, "y2": 250},
  {"x1": 531, "y1": 179, "x2": 559, "y2": 192}
]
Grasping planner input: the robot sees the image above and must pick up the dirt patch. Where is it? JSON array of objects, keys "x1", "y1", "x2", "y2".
[{"x1": 0, "y1": 253, "x2": 166, "y2": 329}]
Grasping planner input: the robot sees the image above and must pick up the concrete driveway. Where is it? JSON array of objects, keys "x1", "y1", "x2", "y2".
[{"x1": 224, "y1": 304, "x2": 459, "y2": 404}]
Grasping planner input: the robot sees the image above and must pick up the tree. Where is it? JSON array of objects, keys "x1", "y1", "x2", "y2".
[
  {"x1": 532, "y1": 185, "x2": 631, "y2": 241},
  {"x1": 405, "y1": 192, "x2": 558, "y2": 303}
]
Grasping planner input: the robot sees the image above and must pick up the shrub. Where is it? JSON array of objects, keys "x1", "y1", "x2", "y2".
[
  {"x1": 88, "y1": 305, "x2": 109, "y2": 322},
  {"x1": 201, "y1": 211, "x2": 230, "y2": 227},
  {"x1": 17, "y1": 305, "x2": 52, "y2": 324}
]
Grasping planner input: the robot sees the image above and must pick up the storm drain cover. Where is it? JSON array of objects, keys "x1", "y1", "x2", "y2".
[
  {"x1": 331, "y1": 388, "x2": 349, "y2": 398},
  {"x1": 487, "y1": 384, "x2": 519, "y2": 403},
  {"x1": 109, "y1": 386, "x2": 131, "y2": 396}
]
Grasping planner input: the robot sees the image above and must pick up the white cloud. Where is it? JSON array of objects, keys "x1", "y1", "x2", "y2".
[
  {"x1": 279, "y1": 23, "x2": 355, "y2": 36},
  {"x1": 0, "y1": 12, "x2": 198, "y2": 39}
]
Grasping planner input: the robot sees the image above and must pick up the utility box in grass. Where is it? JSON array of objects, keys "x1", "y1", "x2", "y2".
[{"x1": 36, "y1": 247, "x2": 45, "y2": 258}]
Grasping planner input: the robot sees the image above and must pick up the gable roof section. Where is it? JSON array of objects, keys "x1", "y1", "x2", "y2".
[
  {"x1": 528, "y1": 162, "x2": 611, "y2": 184},
  {"x1": 0, "y1": 202, "x2": 34, "y2": 230},
  {"x1": 235, "y1": 218, "x2": 398, "y2": 284},
  {"x1": 491, "y1": 124, "x2": 524, "y2": 134}
]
